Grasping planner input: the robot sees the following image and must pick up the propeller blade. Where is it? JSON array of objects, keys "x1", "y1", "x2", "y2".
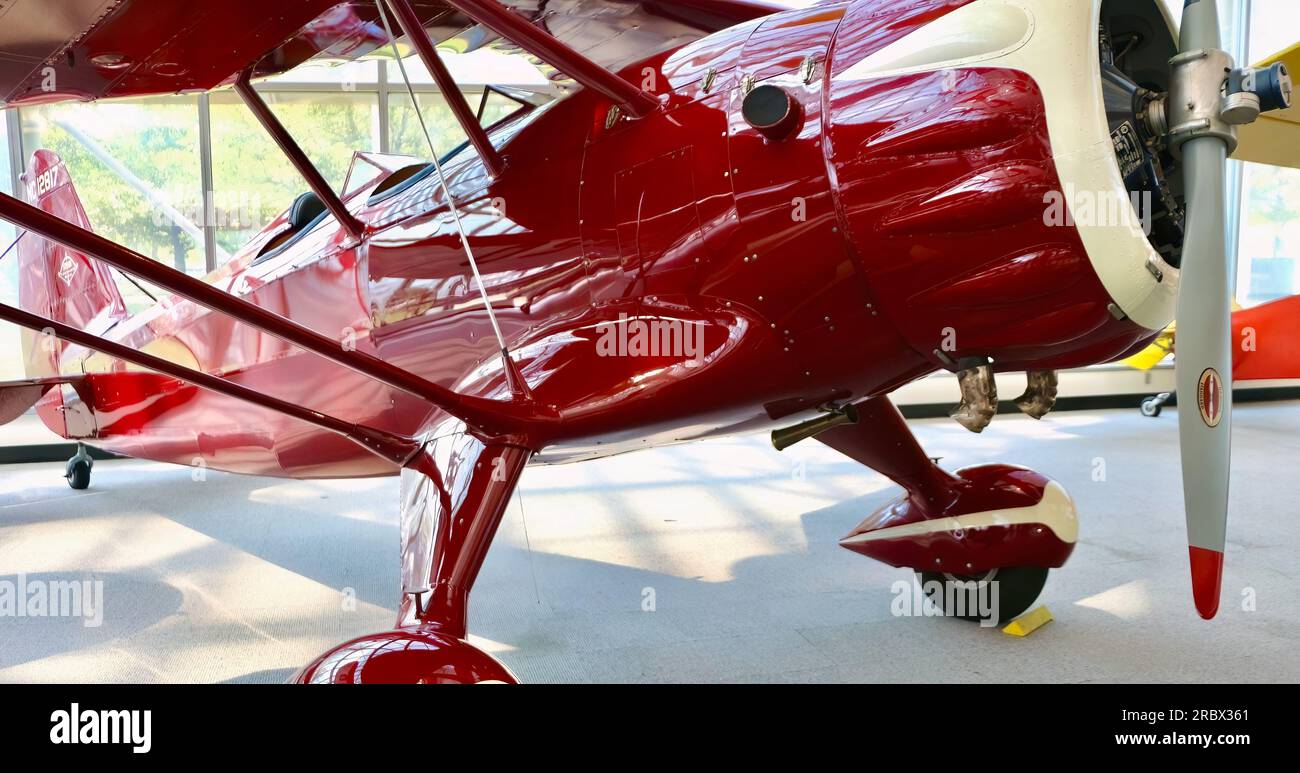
[{"x1": 1174, "y1": 0, "x2": 1233, "y2": 620}]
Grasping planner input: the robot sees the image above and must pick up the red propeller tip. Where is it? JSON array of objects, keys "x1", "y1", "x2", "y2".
[{"x1": 1188, "y1": 546, "x2": 1224, "y2": 619}]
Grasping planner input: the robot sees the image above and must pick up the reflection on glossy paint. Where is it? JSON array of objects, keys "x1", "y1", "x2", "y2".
[{"x1": 27, "y1": 0, "x2": 1153, "y2": 481}]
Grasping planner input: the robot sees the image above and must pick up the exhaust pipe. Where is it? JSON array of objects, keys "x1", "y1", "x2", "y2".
[
  {"x1": 772, "y1": 404, "x2": 859, "y2": 451},
  {"x1": 1015, "y1": 370, "x2": 1059, "y2": 420},
  {"x1": 950, "y1": 360, "x2": 997, "y2": 433}
]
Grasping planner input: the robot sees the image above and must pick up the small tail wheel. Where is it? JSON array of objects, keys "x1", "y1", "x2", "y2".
[
  {"x1": 65, "y1": 444, "x2": 93, "y2": 490},
  {"x1": 915, "y1": 566, "x2": 1048, "y2": 625},
  {"x1": 1140, "y1": 396, "x2": 1163, "y2": 418}
]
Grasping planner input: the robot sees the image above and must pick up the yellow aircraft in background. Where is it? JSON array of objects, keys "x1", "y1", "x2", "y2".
[{"x1": 1127, "y1": 43, "x2": 1300, "y2": 416}]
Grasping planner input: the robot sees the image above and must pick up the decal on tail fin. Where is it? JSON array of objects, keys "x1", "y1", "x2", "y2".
[{"x1": 17, "y1": 149, "x2": 127, "y2": 379}]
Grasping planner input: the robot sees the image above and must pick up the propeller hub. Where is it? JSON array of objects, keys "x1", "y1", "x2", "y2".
[
  {"x1": 1166, "y1": 48, "x2": 1240, "y2": 156},
  {"x1": 1238, "y1": 61, "x2": 1293, "y2": 113}
]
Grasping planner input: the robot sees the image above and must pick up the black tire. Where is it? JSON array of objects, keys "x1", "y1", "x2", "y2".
[
  {"x1": 916, "y1": 566, "x2": 1048, "y2": 625},
  {"x1": 66, "y1": 459, "x2": 92, "y2": 490},
  {"x1": 1140, "y1": 397, "x2": 1162, "y2": 418}
]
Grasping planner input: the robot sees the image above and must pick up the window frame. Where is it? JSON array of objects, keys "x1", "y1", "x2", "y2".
[{"x1": 8, "y1": 56, "x2": 552, "y2": 274}]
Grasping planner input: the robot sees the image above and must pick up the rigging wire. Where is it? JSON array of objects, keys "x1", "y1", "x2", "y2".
[
  {"x1": 515, "y1": 487, "x2": 542, "y2": 606},
  {"x1": 374, "y1": 0, "x2": 521, "y2": 392},
  {"x1": 114, "y1": 266, "x2": 158, "y2": 303},
  {"x1": 1, "y1": 228, "x2": 157, "y2": 303},
  {"x1": 0, "y1": 230, "x2": 24, "y2": 264}
]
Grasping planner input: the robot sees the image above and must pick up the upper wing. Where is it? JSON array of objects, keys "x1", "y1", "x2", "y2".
[
  {"x1": 0, "y1": 0, "x2": 785, "y2": 107},
  {"x1": 1234, "y1": 42, "x2": 1300, "y2": 170}
]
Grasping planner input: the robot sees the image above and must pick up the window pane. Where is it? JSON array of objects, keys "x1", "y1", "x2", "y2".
[
  {"x1": 1235, "y1": 0, "x2": 1300, "y2": 307},
  {"x1": 18, "y1": 97, "x2": 204, "y2": 310},
  {"x1": 1248, "y1": 0, "x2": 1300, "y2": 65},
  {"x1": 384, "y1": 49, "x2": 550, "y2": 89},
  {"x1": 478, "y1": 90, "x2": 525, "y2": 127},
  {"x1": 0, "y1": 115, "x2": 19, "y2": 380},
  {"x1": 388, "y1": 90, "x2": 474, "y2": 161},
  {"x1": 208, "y1": 89, "x2": 379, "y2": 259},
  {"x1": 1237, "y1": 164, "x2": 1300, "y2": 304},
  {"x1": 385, "y1": 48, "x2": 551, "y2": 161},
  {"x1": 265, "y1": 60, "x2": 380, "y2": 88}
]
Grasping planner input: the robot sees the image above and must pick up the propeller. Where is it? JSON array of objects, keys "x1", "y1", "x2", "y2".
[
  {"x1": 1169, "y1": 0, "x2": 1293, "y2": 619},
  {"x1": 1174, "y1": 0, "x2": 1231, "y2": 620}
]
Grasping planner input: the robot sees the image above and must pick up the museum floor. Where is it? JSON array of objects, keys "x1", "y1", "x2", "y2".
[{"x1": 2, "y1": 403, "x2": 1298, "y2": 683}]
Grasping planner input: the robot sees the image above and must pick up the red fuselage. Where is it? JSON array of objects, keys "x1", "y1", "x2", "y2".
[{"x1": 32, "y1": 0, "x2": 1156, "y2": 478}]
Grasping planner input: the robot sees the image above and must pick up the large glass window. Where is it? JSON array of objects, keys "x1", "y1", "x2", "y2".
[
  {"x1": 18, "y1": 97, "x2": 204, "y2": 311},
  {"x1": 1, "y1": 115, "x2": 20, "y2": 380},
  {"x1": 389, "y1": 88, "x2": 525, "y2": 161},
  {"x1": 3, "y1": 43, "x2": 552, "y2": 278},
  {"x1": 385, "y1": 51, "x2": 545, "y2": 161},
  {"x1": 1233, "y1": 0, "x2": 1300, "y2": 305},
  {"x1": 208, "y1": 89, "x2": 380, "y2": 255}
]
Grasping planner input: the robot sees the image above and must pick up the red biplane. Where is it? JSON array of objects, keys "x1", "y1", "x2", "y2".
[{"x1": 0, "y1": 0, "x2": 1296, "y2": 683}]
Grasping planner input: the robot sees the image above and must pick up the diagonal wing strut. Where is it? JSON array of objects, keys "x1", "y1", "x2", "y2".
[{"x1": 0, "y1": 191, "x2": 558, "y2": 441}]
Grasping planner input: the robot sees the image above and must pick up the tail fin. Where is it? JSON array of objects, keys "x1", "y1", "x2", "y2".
[{"x1": 17, "y1": 149, "x2": 127, "y2": 377}]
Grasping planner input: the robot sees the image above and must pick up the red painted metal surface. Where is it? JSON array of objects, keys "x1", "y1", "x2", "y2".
[
  {"x1": 818, "y1": 396, "x2": 961, "y2": 507},
  {"x1": 0, "y1": 301, "x2": 421, "y2": 466},
  {"x1": 1230, "y1": 294, "x2": 1300, "y2": 381},
  {"x1": 839, "y1": 464, "x2": 1076, "y2": 574},
  {"x1": 443, "y1": 0, "x2": 662, "y2": 117},
  {"x1": 16, "y1": 149, "x2": 128, "y2": 380},
  {"x1": 293, "y1": 626, "x2": 518, "y2": 684},
  {"x1": 1, "y1": 0, "x2": 1163, "y2": 479},
  {"x1": 0, "y1": 1, "x2": 782, "y2": 107},
  {"x1": 821, "y1": 399, "x2": 1074, "y2": 573},
  {"x1": 824, "y1": 38, "x2": 1153, "y2": 372},
  {"x1": 295, "y1": 434, "x2": 528, "y2": 683},
  {"x1": 0, "y1": 0, "x2": 1199, "y2": 670},
  {"x1": 1188, "y1": 545, "x2": 1224, "y2": 620},
  {"x1": 0, "y1": 166, "x2": 554, "y2": 442},
  {"x1": 396, "y1": 438, "x2": 530, "y2": 637}
]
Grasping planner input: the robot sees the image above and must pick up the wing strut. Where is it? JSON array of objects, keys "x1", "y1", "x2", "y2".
[
  {"x1": 441, "y1": 0, "x2": 661, "y2": 118},
  {"x1": 0, "y1": 301, "x2": 421, "y2": 465},
  {"x1": 0, "y1": 191, "x2": 556, "y2": 440},
  {"x1": 374, "y1": 0, "x2": 530, "y2": 400},
  {"x1": 385, "y1": 0, "x2": 505, "y2": 177},
  {"x1": 234, "y1": 72, "x2": 366, "y2": 241}
]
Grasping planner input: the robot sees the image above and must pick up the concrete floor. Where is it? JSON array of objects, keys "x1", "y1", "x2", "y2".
[{"x1": 1, "y1": 402, "x2": 1299, "y2": 683}]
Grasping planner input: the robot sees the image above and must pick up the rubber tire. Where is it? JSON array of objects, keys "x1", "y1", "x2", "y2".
[
  {"x1": 1140, "y1": 397, "x2": 1162, "y2": 418},
  {"x1": 66, "y1": 459, "x2": 91, "y2": 490},
  {"x1": 916, "y1": 566, "x2": 1048, "y2": 625}
]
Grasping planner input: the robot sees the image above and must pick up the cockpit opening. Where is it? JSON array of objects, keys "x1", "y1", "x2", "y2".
[
  {"x1": 255, "y1": 191, "x2": 329, "y2": 261},
  {"x1": 367, "y1": 162, "x2": 435, "y2": 205}
]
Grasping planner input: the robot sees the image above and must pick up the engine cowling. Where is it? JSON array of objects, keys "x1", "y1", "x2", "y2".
[{"x1": 824, "y1": 0, "x2": 1181, "y2": 373}]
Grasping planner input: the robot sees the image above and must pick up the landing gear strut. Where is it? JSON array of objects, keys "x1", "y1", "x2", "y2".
[
  {"x1": 293, "y1": 425, "x2": 530, "y2": 684},
  {"x1": 815, "y1": 396, "x2": 1077, "y2": 625},
  {"x1": 65, "y1": 443, "x2": 93, "y2": 490}
]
